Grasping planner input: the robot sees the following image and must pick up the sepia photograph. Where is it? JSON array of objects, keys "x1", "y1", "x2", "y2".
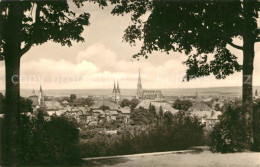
[{"x1": 0, "y1": 0, "x2": 260, "y2": 166}]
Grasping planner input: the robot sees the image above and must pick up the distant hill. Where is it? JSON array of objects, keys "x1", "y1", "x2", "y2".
[{"x1": 1, "y1": 86, "x2": 259, "y2": 98}]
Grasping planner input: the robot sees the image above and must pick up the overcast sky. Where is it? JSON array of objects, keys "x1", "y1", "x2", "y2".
[{"x1": 0, "y1": 2, "x2": 260, "y2": 90}]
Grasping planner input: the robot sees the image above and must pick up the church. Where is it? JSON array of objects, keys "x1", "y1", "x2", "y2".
[
  {"x1": 112, "y1": 80, "x2": 121, "y2": 103},
  {"x1": 136, "y1": 69, "x2": 163, "y2": 101},
  {"x1": 29, "y1": 85, "x2": 46, "y2": 113}
]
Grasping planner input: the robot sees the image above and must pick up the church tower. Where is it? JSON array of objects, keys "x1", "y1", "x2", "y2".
[
  {"x1": 136, "y1": 68, "x2": 143, "y2": 99},
  {"x1": 38, "y1": 84, "x2": 44, "y2": 106},
  {"x1": 112, "y1": 80, "x2": 121, "y2": 103},
  {"x1": 116, "y1": 80, "x2": 121, "y2": 102},
  {"x1": 113, "y1": 80, "x2": 117, "y2": 102}
]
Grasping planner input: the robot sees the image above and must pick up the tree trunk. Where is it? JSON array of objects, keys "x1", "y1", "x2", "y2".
[
  {"x1": 1, "y1": 2, "x2": 22, "y2": 166},
  {"x1": 242, "y1": 38, "x2": 255, "y2": 147},
  {"x1": 242, "y1": 0, "x2": 256, "y2": 149}
]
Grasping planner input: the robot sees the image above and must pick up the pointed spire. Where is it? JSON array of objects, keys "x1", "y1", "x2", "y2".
[
  {"x1": 117, "y1": 80, "x2": 120, "y2": 93},
  {"x1": 136, "y1": 68, "x2": 143, "y2": 99},
  {"x1": 32, "y1": 89, "x2": 36, "y2": 96},
  {"x1": 113, "y1": 80, "x2": 116, "y2": 93},
  {"x1": 40, "y1": 84, "x2": 43, "y2": 93},
  {"x1": 137, "y1": 68, "x2": 142, "y2": 89}
]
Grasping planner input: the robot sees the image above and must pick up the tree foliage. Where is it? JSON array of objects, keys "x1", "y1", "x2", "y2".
[
  {"x1": 108, "y1": 0, "x2": 259, "y2": 80},
  {"x1": 99, "y1": 105, "x2": 110, "y2": 111},
  {"x1": 1, "y1": 113, "x2": 81, "y2": 166},
  {"x1": 130, "y1": 98, "x2": 139, "y2": 111},
  {"x1": 80, "y1": 111, "x2": 204, "y2": 158},
  {"x1": 84, "y1": 97, "x2": 94, "y2": 107},
  {"x1": 120, "y1": 99, "x2": 131, "y2": 108},
  {"x1": 252, "y1": 100, "x2": 260, "y2": 151},
  {"x1": 0, "y1": 0, "x2": 91, "y2": 59},
  {"x1": 173, "y1": 99, "x2": 192, "y2": 111},
  {"x1": 210, "y1": 105, "x2": 247, "y2": 153},
  {"x1": 130, "y1": 106, "x2": 157, "y2": 126},
  {"x1": 0, "y1": 96, "x2": 33, "y2": 114}
]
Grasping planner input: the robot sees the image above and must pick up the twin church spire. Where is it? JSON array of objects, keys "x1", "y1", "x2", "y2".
[
  {"x1": 113, "y1": 80, "x2": 120, "y2": 93},
  {"x1": 113, "y1": 80, "x2": 121, "y2": 103}
]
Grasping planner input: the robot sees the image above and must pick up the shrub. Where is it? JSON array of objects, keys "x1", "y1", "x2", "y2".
[
  {"x1": 1, "y1": 112, "x2": 81, "y2": 166},
  {"x1": 80, "y1": 111, "x2": 204, "y2": 157},
  {"x1": 252, "y1": 100, "x2": 260, "y2": 151},
  {"x1": 210, "y1": 105, "x2": 247, "y2": 153}
]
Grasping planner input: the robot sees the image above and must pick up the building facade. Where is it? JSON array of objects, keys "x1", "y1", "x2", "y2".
[{"x1": 136, "y1": 69, "x2": 163, "y2": 100}]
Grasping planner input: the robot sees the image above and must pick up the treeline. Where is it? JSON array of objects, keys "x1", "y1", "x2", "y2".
[{"x1": 79, "y1": 109, "x2": 205, "y2": 157}]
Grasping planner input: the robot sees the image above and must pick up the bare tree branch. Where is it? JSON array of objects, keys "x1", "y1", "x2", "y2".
[
  {"x1": 21, "y1": 42, "x2": 33, "y2": 56},
  {"x1": 226, "y1": 41, "x2": 243, "y2": 50},
  {"x1": 21, "y1": 2, "x2": 41, "y2": 57}
]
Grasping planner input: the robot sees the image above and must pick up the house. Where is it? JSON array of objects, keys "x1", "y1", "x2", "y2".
[
  {"x1": 45, "y1": 100, "x2": 63, "y2": 112},
  {"x1": 79, "y1": 114, "x2": 92, "y2": 124},
  {"x1": 205, "y1": 112, "x2": 221, "y2": 130},
  {"x1": 105, "y1": 110, "x2": 118, "y2": 121},
  {"x1": 188, "y1": 102, "x2": 214, "y2": 112},
  {"x1": 90, "y1": 100, "x2": 120, "y2": 110},
  {"x1": 136, "y1": 99, "x2": 178, "y2": 115},
  {"x1": 190, "y1": 110, "x2": 221, "y2": 128},
  {"x1": 118, "y1": 106, "x2": 131, "y2": 123}
]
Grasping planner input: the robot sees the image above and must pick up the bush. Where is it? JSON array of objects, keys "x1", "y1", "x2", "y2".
[
  {"x1": 252, "y1": 100, "x2": 260, "y2": 151},
  {"x1": 1, "y1": 112, "x2": 81, "y2": 166},
  {"x1": 210, "y1": 105, "x2": 247, "y2": 153},
  {"x1": 80, "y1": 111, "x2": 204, "y2": 157}
]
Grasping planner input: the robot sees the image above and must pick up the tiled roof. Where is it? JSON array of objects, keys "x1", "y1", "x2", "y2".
[
  {"x1": 108, "y1": 110, "x2": 118, "y2": 115},
  {"x1": 91, "y1": 100, "x2": 120, "y2": 110},
  {"x1": 190, "y1": 110, "x2": 221, "y2": 120},
  {"x1": 189, "y1": 102, "x2": 214, "y2": 112},
  {"x1": 45, "y1": 100, "x2": 63, "y2": 110},
  {"x1": 120, "y1": 106, "x2": 131, "y2": 114},
  {"x1": 92, "y1": 110, "x2": 105, "y2": 115},
  {"x1": 136, "y1": 100, "x2": 178, "y2": 115}
]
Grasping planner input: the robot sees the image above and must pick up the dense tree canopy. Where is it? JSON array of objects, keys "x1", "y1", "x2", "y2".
[
  {"x1": 0, "y1": 0, "x2": 90, "y2": 59},
  {"x1": 173, "y1": 99, "x2": 192, "y2": 111},
  {"x1": 108, "y1": 0, "x2": 259, "y2": 80}
]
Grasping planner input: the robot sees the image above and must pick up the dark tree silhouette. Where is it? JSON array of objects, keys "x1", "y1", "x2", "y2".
[
  {"x1": 107, "y1": 0, "x2": 260, "y2": 147},
  {"x1": 120, "y1": 99, "x2": 131, "y2": 108},
  {"x1": 173, "y1": 99, "x2": 192, "y2": 111},
  {"x1": 0, "y1": 1, "x2": 90, "y2": 165}
]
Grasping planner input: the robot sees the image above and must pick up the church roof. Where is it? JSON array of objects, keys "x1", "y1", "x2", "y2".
[{"x1": 142, "y1": 90, "x2": 163, "y2": 99}]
